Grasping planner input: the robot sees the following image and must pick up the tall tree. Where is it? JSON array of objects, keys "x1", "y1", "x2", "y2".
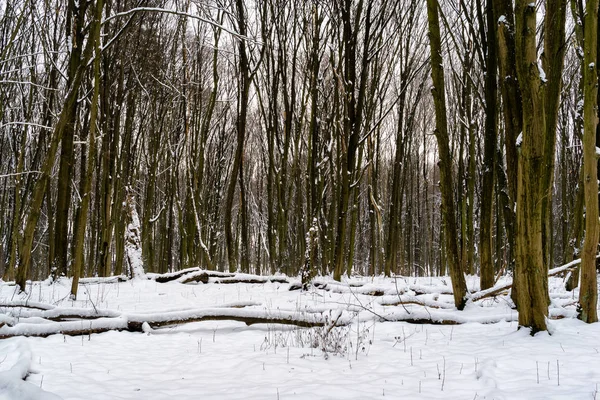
[
  {"x1": 513, "y1": 0, "x2": 565, "y2": 333},
  {"x1": 480, "y1": 0, "x2": 498, "y2": 290},
  {"x1": 578, "y1": 0, "x2": 599, "y2": 323},
  {"x1": 426, "y1": 0, "x2": 468, "y2": 310},
  {"x1": 224, "y1": 0, "x2": 252, "y2": 272}
]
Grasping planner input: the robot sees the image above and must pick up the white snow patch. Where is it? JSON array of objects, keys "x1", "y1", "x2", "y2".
[
  {"x1": 0, "y1": 274, "x2": 598, "y2": 399},
  {"x1": 538, "y1": 60, "x2": 547, "y2": 83},
  {"x1": 0, "y1": 340, "x2": 62, "y2": 399}
]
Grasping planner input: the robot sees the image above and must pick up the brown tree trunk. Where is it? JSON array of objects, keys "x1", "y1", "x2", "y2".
[
  {"x1": 480, "y1": 0, "x2": 498, "y2": 290},
  {"x1": 426, "y1": 0, "x2": 468, "y2": 309},
  {"x1": 514, "y1": 0, "x2": 550, "y2": 333},
  {"x1": 578, "y1": 0, "x2": 599, "y2": 323},
  {"x1": 71, "y1": 0, "x2": 103, "y2": 296}
]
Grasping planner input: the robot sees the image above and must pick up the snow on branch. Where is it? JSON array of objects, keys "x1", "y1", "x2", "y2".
[{"x1": 102, "y1": 8, "x2": 261, "y2": 44}]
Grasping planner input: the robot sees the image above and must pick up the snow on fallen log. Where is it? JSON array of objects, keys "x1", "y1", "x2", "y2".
[
  {"x1": 310, "y1": 279, "x2": 456, "y2": 298},
  {"x1": 469, "y1": 257, "x2": 584, "y2": 302},
  {"x1": 0, "y1": 305, "x2": 344, "y2": 338},
  {"x1": 409, "y1": 284, "x2": 453, "y2": 296},
  {"x1": 380, "y1": 308, "x2": 519, "y2": 325},
  {"x1": 126, "y1": 307, "x2": 337, "y2": 330},
  {"x1": 0, "y1": 306, "x2": 121, "y2": 322},
  {"x1": 210, "y1": 274, "x2": 288, "y2": 284},
  {"x1": 378, "y1": 294, "x2": 455, "y2": 309},
  {"x1": 78, "y1": 275, "x2": 128, "y2": 284},
  {"x1": 178, "y1": 271, "x2": 209, "y2": 284},
  {"x1": 147, "y1": 269, "x2": 235, "y2": 283},
  {"x1": 150, "y1": 269, "x2": 287, "y2": 285},
  {"x1": 0, "y1": 317, "x2": 130, "y2": 338},
  {"x1": 0, "y1": 300, "x2": 56, "y2": 311},
  {"x1": 310, "y1": 281, "x2": 398, "y2": 296},
  {"x1": 148, "y1": 268, "x2": 201, "y2": 283}
]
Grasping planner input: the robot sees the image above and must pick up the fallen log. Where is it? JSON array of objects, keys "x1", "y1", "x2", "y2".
[
  {"x1": 179, "y1": 272, "x2": 209, "y2": 284},
  {"x1": 149, "y1": 268, "x2": 236, "y2": 283},
  {"x1": 0, "y1": 306, "x2": 341, "y2": 338},
  {"x1": 0, "y1": 300, "x2": 56, "y2": 311},
  {"x1": 212, "y1": 276, "x2": 288, "y2": 284},
  {"x1": 310, "y1": 281, "x2": 392, "y2": 296},
  {"x1": 152, "y1": 268, "x2": 201, "y2": 283},
  {"x1": 469, "y1": 257, "x2": 583, "y2": 302},
  {"x1": 79, "y1": 275, "x2": 128, "y2": 284},
  {"x1": 0, "y1": 306, "x2": 121, "y2": 322},
  {"x1": 127, "y1": 308, "x2": 333, "y2": 330},
  {"x1": 379, "y1": 295, "x2": 454, "y2": 309}
]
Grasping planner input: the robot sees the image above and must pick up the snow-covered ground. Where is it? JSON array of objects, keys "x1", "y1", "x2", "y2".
[{"x1": 1, "y1": 274, "x2": 599, "y2": 400}]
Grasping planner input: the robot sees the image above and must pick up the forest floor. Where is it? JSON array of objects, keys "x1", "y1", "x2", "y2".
[{"x1": 0, "y1": 272, "x2": 599, "y2": 400}]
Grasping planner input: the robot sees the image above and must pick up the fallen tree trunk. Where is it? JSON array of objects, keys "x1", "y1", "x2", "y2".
[
  {"x1": 470, "y1": 257, "x2": 584, "y2": 302},
  {"x1": 0, "y1": 306, "x2": 343, "y2": 338},
  {"x1": 149, "y1": 268, "x2": 214, "y2": 283},
  {"x1": 309, "y1": 281, "x2": 390, "y2": 296},
  {"x1": 378, "y1": 295, "x2": 454, "y2": 309},
  {"x1": 179, "y1": 272, "x2": 209, "y2": 284},
  {"x1": 79, "y1": 275, "x2": 128, "y2": 284},
  {"x1": 212, "y1": 276, "x2": 288, "y2": 284}
]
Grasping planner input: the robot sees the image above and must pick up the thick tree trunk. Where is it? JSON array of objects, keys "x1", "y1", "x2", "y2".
[{"x1": 514, "y1": 0, "x2": 551, "y2": 333}]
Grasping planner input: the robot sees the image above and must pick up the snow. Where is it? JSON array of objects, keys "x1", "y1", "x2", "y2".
[
  {"x1": 0, "y1": 274, "x2": 599, "y2": 399},
  {"x1": 0, "y1": 341, "x2": 61, "y2": 400},
  {"x1": 124, "y1": 192, "x2": 145, "y2": 280},
  {"x1": 498, "y1": 15, "x2": 507, "y2": 25},
  {"x1": 516, "y1": 132, "x2": 523, "y2": 146},
  {"x1": 538, "y1": 60, "x2": 547, "y2": 83}
]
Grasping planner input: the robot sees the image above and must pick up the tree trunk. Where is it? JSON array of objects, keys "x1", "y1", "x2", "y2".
[
  {"x1": 540, "y1": 1, "x2": 567, "y2": 275},
  {"x1": 480, "y1": 0, "x2": 498, "y2": 290},
  {"x1": 224, "y1": 0, "x2": 251, "y2": 273},
  {"x1": 70, "y1": 2, "x2": 102, "y2": 296},
  {"x1": 15, "y1": 14, "x2": 96, "y2": 291},
  {"x1": 514, "y1": 0, "x2": 549, "y2": 333},
  {"x1": 426, "y1": 0, "x2": 468, "y2": 310},
  {"x1": 578, "y1": 0, "x2": 599, "y2": 323}
]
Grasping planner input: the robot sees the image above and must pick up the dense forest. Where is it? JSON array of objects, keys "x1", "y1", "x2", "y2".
[{"x1": 1, "y1": 0, "x2": 599, "y2": 333}]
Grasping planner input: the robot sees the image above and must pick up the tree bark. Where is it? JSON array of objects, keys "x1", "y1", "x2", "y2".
[
  {"x1": 224, "y1": 0, "x2": 251, "y2": 273},
  {"x1": 514, "y1": 0, "x2": 550, "y2": 333},
  {"x1": 480, "y1": 0, "x2": 498, "y2": 290},
  {"x1": 426, "y1": 0, "x2": 468, "y2": 310},
  {"x1": 70, "y1": 0, "x2": 103, "y2": 297},
  {"x1": 578, "y1": 0, "x2": 599, "y2": 323}
]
